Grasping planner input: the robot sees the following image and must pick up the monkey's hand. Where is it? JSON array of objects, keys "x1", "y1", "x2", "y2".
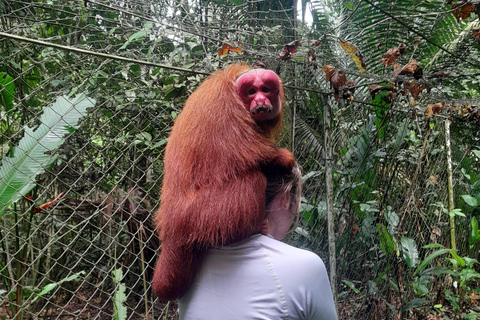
[
  {"x1": 276, "y1": 148, "x2": 295, "y2": 170},
  {"x1": 260, "y1": 148, "x2": 295, "y2": 176}
]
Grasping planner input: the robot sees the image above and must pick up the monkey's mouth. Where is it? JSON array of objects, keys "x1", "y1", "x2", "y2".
[{"x1": 251, "y1": 105, "x2": 272, "y2": 115}]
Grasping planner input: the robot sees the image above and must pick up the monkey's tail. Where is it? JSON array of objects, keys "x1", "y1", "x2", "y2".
[{"x1": 152, "y1": 242, "x2": 207, "y2": 301}]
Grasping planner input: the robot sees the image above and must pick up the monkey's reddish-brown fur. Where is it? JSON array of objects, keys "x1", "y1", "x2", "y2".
[{"x1": 153, "y1": 63, "x2": 295, "y2": 300}]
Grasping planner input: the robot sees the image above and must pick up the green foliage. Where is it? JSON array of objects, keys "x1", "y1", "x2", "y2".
[
  {"x1": 370, "y1": 83, "x2": 393, "y2": 138},
  {"x1": 462, "y1": 194, "x2": 479, "y2": 208},
  {"x1": 112, "y1": 268, "x2": 127, "y2": 320},
  {"x1": 432, "y1": 202, "x2": 466, "y2": 218},
  {"x1": 377, "y1": 223, "x2": 397, "y2": 256},
  {"x1": 470, "y1": 217, "x2": 480, "y2": 254},
  {"x1": 401, "y1": 298, "x2": 429, "y2": 313},
  {"x1": 31, "y1": 271, "x2": 85, "y2": 304},
  {"x1": 401, "y1": 237, "x2": 419, "y2": 268},
  {"x1": 414, "y1": 246, "x2": 455, "y2": 277},
  {"x1": 0, "y1": 94, "x2": 94, "y2": 217},
  {"x1": 0, "y1": 72, "x2": 15, "y2": 112}
]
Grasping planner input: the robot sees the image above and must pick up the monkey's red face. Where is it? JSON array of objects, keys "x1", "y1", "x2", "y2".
[{"x1": 236, "y1": 69, "x2": 282, "y2": 122}]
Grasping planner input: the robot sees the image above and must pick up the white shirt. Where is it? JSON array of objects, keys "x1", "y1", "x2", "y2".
[{"x1": 179, "y1": 234, "x2": 337, "y2": 320}]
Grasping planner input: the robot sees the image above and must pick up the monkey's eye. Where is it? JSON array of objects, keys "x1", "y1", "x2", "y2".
[
  {"x1": 248, "y1": 88, "x2": 256, "y2": 95},
  {"x1": 261, "y1": 87, "x2": 270, "y2": 93}
]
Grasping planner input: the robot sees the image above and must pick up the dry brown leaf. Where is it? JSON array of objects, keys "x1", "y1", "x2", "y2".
[
  {"x1": 393, "y1": 63, "x2": 402, "y2": 78},
  {"x1": 473, "y1": 28, "x2": 480, "y2": 43},
  {"x1": 279, "y1": 40, "x2": 302, "y2": 61},
  {"x1": 382, "y1": 48, "x2": 401, "y2": 66},
  {"x1": 382, "y1": 43, "x2": 407, "y2": 66},
  {"x1": 452, "y1": 2, "x2": 477, "y2": 21},
  {"x1": 426, "y1": 105, "x2": 434, "y2": 118},
  {"x1": 321, "y1": 65, "x2": 336, "y2": 81},
  {"x1": 342, "y1": 80, "x2": 356, "y2": 100},
  {"x1": 321, "y1": 65, "x2": 347, "y2": 101},
  {"x1": 402, "y1": 60, "x2": 423, "y2": 79},
  {"x1": 218, "y1": 41, "x2": 243, "y2": 57},
  {"x1": 331, "y1": 69, "x2": 346, "y2": 92},
  {"x1": 405, "y1": 81, "x2": 426, "y2": 100},
  {"x1": 426, "y1": 103, "x2": 444, "y2": 118}
]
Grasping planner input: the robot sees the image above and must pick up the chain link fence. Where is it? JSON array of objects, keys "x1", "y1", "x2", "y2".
[{"x1": 1, "y1": 0, "x2": 480, "y2": 319}]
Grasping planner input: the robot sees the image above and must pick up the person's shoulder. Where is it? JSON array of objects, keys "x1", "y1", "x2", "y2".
[{"x1": 255, "y1": 235, "x2": 324, "y2": 267}]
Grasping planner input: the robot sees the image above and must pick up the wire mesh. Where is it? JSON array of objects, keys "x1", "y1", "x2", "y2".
[{"x1": 1, "y1": 0, "x2": 480, "y2": 319}]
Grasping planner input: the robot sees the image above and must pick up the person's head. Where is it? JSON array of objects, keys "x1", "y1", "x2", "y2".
[{"x1": 264, "y1": 163, "x2": 302, "y2": 240}]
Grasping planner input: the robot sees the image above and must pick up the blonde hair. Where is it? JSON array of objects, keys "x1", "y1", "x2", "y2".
[{"x1": 265, "y1": 162, "x2": 302, "y2": 216}]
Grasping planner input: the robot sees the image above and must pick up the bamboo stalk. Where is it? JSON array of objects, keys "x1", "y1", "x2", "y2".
[
  {"x1": 323, "y1": 96, "x2": 337, "y2": 308},
  {"x1": 445, "y1": 119, "x2": 456, "y2": 250}
]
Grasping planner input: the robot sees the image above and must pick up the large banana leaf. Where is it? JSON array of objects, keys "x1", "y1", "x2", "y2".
[{"x1": 0, "y1": 94, "x2": 95, "y2": 217}]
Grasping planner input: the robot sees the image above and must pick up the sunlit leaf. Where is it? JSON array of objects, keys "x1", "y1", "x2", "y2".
[{"x1": 339, "y1": 40, "x2": 366, "y2": 72}]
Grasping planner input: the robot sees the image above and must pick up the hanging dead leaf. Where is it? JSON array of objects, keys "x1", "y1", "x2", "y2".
[
  {"x1": 403, "y1": 60, "x2": 421, "y2": 76},
  {"x1": 321, "y1": 65, "x2": 346, "y2": 101},
  {"x1": 382, "y1": 43, "x2": 407, "y2": 66},
  {"x1": 279, "y1": 40, "x2": 302, "y2": 60},
  {"x1": 321, "y1": 65, "x2": 336, "y2": 81},
  {"x1": 426, "y1": 102, "x2": 445, "y2": 118},
  {"x1": 331, "y1": 69, "x2": 346, "y2": 91},
  {"x1": 452, "y1": 2, "x2": 477, "y2": 21},
  {"x1": 342, "y1": 80, "x2": 356, "y2": 100},
  {"x1": 413, "y1": 38, "x2": 421, "y2": 45},
  {"x1": 395, "y1": 60, "x2": 423, "y2": 79},
  {"x1": 405, "y1": 81, "x2": 426, "y2": 100},
  {"x1": 339, "y1": 40, "x2": 366, "y2": 72},
  {"x1": 425, "y1": 104, "x2": 434, "y2": 118},
  {"x1": 473, "y1": 28, "x2": 480, "y2": 43},
  {"x1": 393, "y1": 63, "x2": 403, "y2": 78},
  {"x1": 331, "y1": 69, "x2": 346, "y2": 101},
  {"x1": 382, "y1": 48, "x2": 400, "y2": 66},
  {"x1": 218, "y1": 41, "x2": 243, "y2": 57}
]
